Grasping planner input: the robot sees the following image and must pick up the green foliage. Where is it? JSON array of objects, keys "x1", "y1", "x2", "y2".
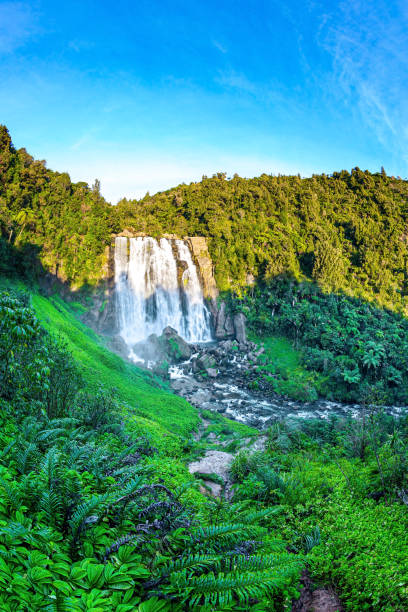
[
  {"x1": 0, "y1": 126, "x2": 113, "y2": 287},
  {"x1": 0, "y1": 288, "x2": 302, "y2": 610},
  {"x1": 232, "y1": 416, "x2": 408, "y2": 611},
  {"x1": 114, "y1": 167, "x2": 408, "y2": 317},
  {"x1": 3, "y1": 124, "x2": 408, "y2": 321},
  {"x1": 235, "y1": 278, "x2": 408, "y2": 404}
]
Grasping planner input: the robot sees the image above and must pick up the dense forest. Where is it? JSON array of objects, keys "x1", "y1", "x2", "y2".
[
  {"x1": 2, "y1": 124, "x2": 408, "y2": 316},
  {"x1": 230, "y1": 278, "x2": 408, "y2": 405}
]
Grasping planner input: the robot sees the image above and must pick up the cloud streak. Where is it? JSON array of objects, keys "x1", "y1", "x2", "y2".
[
  {"x1": 318, "y1": 0, "x2": 408, "y2": 166},
  {"x1": 0, "y1": 2, "x2": 39, "y2": 54}
]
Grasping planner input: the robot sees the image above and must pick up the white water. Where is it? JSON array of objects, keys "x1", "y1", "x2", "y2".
[{"x1": 114, "y1": 236, "x2": 212, "y2": 345}]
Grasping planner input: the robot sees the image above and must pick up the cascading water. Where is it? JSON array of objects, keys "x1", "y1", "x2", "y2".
[{"x1": 114, "y1": 236, "x2": 212, "y2": 348}]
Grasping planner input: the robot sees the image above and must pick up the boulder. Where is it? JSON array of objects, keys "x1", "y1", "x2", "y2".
[
  {"x1": 133, "y1": 333, "x2": 163, "y2": 362},
  {"x1": 197, "y1": 353, "x2": 217, "y2": 372},
  {"x1": 161, "y1": 326, "x2": 192, "y2": 362},
  {"x1": 215, "y1": 302, "x2": 228, "y2": 338},
  {"x1": 215, "y1": 302, "x2": 234, "y2": 339},
  {"x1": 225, "y1": 314, "x2": 235, "y2": 336}
]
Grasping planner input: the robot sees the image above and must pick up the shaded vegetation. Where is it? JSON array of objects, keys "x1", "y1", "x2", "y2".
[{"x1": 231, "y1": 277, "x2": 408, "y2": 404}]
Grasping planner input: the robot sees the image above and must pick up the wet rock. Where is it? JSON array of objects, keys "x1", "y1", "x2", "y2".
[
  {"x1": 160, "y1": 326, "x2": 192, "y2": 362},
  {"x1": 171, "y1": 377, "x2": 201, "y2": 394},
  {"x1": 197, "y1": 354, "x2": 217, "y2": 372},
  {"x1": 189, "y1": 389, "x2": 209, "y2": 406},
  {"x1": 132, "y1": 333, "x2": 162, "y2": 362}
]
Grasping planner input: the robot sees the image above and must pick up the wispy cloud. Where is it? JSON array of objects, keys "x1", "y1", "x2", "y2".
[
  {"x1": 216, "y1": 70, "x2": 257, "y2": 94},
  {"x1": 318, "y1": 0, "x2": 408, "y2": 165},
  {"x1": 213, "y1": 39, "x2": 227, "y2": 54},
  {"x1": 0, "y1": 2, "x2": 39, "y2": 54}
]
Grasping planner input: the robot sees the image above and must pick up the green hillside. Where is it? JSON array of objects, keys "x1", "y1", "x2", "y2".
[{"x1": 3, "y1": 124, "x2": 408, "y2": 316}]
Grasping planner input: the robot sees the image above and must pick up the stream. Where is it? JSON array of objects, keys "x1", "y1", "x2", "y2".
[{"x1": 169, "y1": 346, "x2": 406, "y2": 429}]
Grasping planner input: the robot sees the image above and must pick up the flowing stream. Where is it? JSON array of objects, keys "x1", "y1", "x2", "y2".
[{"x1": 114, "y1": 236, "x2": 212, "y2": 346}]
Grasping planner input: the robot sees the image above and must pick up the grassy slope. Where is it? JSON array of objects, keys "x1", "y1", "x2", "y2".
[
  {"x1": 250, "y1": 333, "x2": 325, "y2": 401},
  {"x1": 32, "y1": 293, "x2": 200, "y2": 439}
]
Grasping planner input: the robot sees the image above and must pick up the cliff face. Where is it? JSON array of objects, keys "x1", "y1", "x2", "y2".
[{"x1": 185, "y1": 237, "x2": 218, "y2": 300}]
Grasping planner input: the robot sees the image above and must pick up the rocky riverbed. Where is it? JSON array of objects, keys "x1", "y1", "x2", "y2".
[
  {"x1": 168, "y1": 337, "x2": 405, "y2": 427},
  {"x1": 109, "y1": 326, "x2": 406, "y2": 429}
]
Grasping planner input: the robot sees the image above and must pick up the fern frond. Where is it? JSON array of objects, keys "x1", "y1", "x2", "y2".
[
  {"x1": 167, "y1": 567, "x2": 298, "y2": 608},
  {"x1": 40, "y1": 447, "x2": 62, "y2": 486},
  {"x1": 39, "y1": 490, "x2": 64, "y2": 529},
  {"x1": 15, "y1": 443, "x2": 39, "y2": 474},
  {"x1": 68, "y1": 494, "x2": 107, "y2": 544},
  {"x1": 235, "y1": 507, "x2": 282, "y2": 525},
  {"x1": 0, "y1": 480, "x2": 24, "y2": 511},
  {"x1": 223, "y1": 553, "x2": 296, "y2": 572},
  {"x1": 188, "y1": 523, "x2": 266, "y2": 550},
  {"x1": 154, "y1": 554, "x2": 221, "y2": 577}
]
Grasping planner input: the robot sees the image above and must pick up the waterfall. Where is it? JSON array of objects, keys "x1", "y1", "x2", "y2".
[{"x1": 114, "y1": 236, "x2": 212, "y2": 346}]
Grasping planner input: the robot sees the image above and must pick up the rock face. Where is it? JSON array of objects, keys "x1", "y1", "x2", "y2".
[
  {"x1": 215, "y1": 302, "x2": 235, "y2": 339},
  {"x1": 81, "y1": 244, "x2": 117, "y2": 335},
  {"x1": 233, "y1": 312, "x2": 247, "y2": 345},
  {"x1": 214, "y1": 302, "x2": 246, "y2": 342},
  {"x1": 185, "y1": 237, "x2": 218, "y2": 300}
]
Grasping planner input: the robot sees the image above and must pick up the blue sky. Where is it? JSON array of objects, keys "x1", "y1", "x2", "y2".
[{"x1": 1, "y1": 0, "x2": 407, "y2": 202}]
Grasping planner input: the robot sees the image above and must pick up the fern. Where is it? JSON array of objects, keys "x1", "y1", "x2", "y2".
[
  {"x1": 154, "y1": 554, "x2": 221, "y2": 577},
  {"x1": 15, "y1": 442, "x2": 39, "y2": 474},
  {"x1": 40, "y1": 447, "x2": 62, "y2": 487},
  {"x1": 68, "y1": 494, "x2": 107, "y2": 547},
  {"x1": 235, "y1": 507, "x2": 282, "y2": 525},
  {"x1": 166, "y1": 568, "x2": 296, "y2": 608},
  {"x1": 223, "y1": 553, "x2": 296, "y2": 572},
  {"x1": 0, "y1": 480, "x2": 24, "y2": 511},
  {"x1": 188, "y1": 523, "x2": 266, "y2": 551},
  {"x1": 39, "y1": 490, "x2": 64, "y2": 529}
]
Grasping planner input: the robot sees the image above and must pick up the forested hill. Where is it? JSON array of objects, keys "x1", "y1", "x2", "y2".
[
  {"x1": 117, "y1": 171, "x2": 408, "y2": 311},
  {"x1": 2, "y1": 124, "x2": 408, "y2": 313},
  {"x1": 0, "y1": 126, "x2": 113, "y2": 287}
]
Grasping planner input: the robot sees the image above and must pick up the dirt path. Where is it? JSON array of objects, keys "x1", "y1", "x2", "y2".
[{"x1": 292, "y1": 571, "x2": 343, "y2": 612}]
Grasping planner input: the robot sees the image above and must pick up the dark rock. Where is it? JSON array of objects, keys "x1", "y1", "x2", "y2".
[
  {"x1": 161, "y1": 326, "x2": 192, "y2": 362},
  {"x1": 233, "y1": 312, "x2": 247, "y2": 344}
]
